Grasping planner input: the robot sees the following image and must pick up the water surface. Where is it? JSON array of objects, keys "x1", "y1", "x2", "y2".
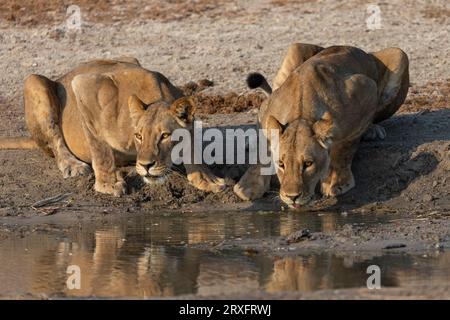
[{"x1": 0, "y1": 211, "x2": 448, "y2": 298}]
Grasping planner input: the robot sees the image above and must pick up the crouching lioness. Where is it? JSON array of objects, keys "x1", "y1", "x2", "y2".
[
  {"x1": 0, "y1": 58, "x2": 225, "y2": 196},
  {"x1": 234, "y1": 44, "x2": 409, "y2": 208}
]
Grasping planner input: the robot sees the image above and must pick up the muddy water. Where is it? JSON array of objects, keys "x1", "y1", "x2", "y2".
[{"x1": 0, "y1": 211, "x2": 449, "y2": 298}]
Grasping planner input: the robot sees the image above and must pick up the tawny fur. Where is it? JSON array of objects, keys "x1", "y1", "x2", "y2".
[
  {"x1": 234, "y1": 43, "x2": 409, "y2": 207},
  {"x1": 0, "y1": 57, "x2": 225, "y2": 196}
]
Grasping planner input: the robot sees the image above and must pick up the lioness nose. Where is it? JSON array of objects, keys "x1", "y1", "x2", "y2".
[
  {"x1": 285, "y1": 193, "x2": 301, "y2": 202},
  {"x1": 140, "y1": 161, "x2": 156, "y2": 171}
]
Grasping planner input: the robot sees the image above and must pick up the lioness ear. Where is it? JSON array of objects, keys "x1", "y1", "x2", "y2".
[
  {"x1": 265, "y1": 116, "x2": 288, "y2": 148},
  {"x1": 170, "y1": 97, "x2": 196, "y2": 126},
  {"x1": 266, "y1": 116, "x2": 288, "y2": 134},
  {"x1": 128, "y1": 95, "x2": 146, "y2": 126},
  {"x1": 265, "y1": 116, "x2": 287, "y2": 155},
  {"x1": 312, "y1": 112, "x2": 334, "y2": 149}
]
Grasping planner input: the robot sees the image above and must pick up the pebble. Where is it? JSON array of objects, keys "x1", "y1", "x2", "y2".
[{"x1": 383, "y1": 243, "x2": 407, "y2": 249}]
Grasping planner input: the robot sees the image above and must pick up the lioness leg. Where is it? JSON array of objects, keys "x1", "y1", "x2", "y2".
[
  {"x1": 321, "y1": 139, "x2": 360, "y2": 197},
  {"x1": 362, "y1": 48, "x2": 409, "y2": 141},
  {"x1": 72, "y1": 74, "x2": 126, "y2": 196},
  {"x1": 24, "y1": 74, "x2": 91, "y2": 178},
  {"x1": 81, "y1": 124, "x2": 126, "y2": 196},
  {"x1": 184, "y1": 164, "x2": 226, "y2": 193},
  {"x1": 272, "y1": 43, "x2": 324, "y2": 91},
  {"x1": 233, "y1": 164, "x2": 271, "y2": 201}
]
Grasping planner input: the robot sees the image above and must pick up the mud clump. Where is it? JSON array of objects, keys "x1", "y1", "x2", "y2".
[
  {"x1": 180, "y1": 79, "x2": 215, "y2": 96},
  {"x1": 193, "y1": 92, "x2": 265, "y2": 114},
  {"x1": 180, "y1": 79, "x2": 265, "y2": 115},
  {"x1": 127, "y1": 173, "x2": 206, "y2": 209},
  {"x1": 124, "y1": 170, "x2": 240, "y2": 210}
]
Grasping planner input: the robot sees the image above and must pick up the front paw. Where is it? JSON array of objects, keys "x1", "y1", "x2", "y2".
[
  {"x1": 94, "y1": 180, "x2": 127, "y2": 197},
  {"x1": 58, "y1": 157, "x2": 92, "y2": 178},
  {"x1": 233, "y1": 180, "x2": 265, "y2": 201},
  {"x1": 233, "y1": 167, "x2": 271, "y2": 201},
  {"x1": 188, "y1": 170, "x2": 226, "y2": 193},
  {"x1": 321, "y1": 174, "x2": 355, "y2": 197}
]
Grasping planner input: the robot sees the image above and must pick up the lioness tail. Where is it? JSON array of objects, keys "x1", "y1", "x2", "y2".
[
  {"x1": 246, "y1": 72, "x2": 272, "y2": 96},
  {"x1": 0, "y1": 137, "x2": 38, "y2": 150}
]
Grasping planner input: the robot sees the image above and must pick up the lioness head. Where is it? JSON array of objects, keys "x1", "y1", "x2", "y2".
[
  {"x1": 247, "y1": 72, "x2": 336, "y2": 208},
  {"x1": 267, "y1": 115, "x2": 333, "y2": 209},
  {"x1": 128, "y1": 95, "x2": 195, "y2": 183}
]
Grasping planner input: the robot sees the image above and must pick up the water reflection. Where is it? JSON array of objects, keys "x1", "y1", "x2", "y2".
[{"x1": 0, "y1": 211, "x2": 449, "y2": 298}]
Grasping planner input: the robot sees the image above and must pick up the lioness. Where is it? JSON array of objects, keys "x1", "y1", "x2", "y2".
[
  {"x1": 0, "y1": 57, "x2": 225, "y2": 196},
  {"x1": 234, "y1": 44, "x2": 409, "y2": 208}
]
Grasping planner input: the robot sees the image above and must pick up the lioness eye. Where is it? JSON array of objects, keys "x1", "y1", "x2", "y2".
[
  {"x1": 278, "y1": 161, "x2": 285, "y2": 169},
  {"x1": 304, "y1": 161, "x2": 313, "y2": 168},
  {"x1": 134, "y1": 133, "x2": 142, "y2": 141},
  {"x1": 161, "y1": 132, "x2": 171, "y2": 139}
]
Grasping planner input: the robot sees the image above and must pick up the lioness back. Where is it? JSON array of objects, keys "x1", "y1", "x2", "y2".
[{"x1": 55, "y1": 60, "x2": 183, "y2": 163}]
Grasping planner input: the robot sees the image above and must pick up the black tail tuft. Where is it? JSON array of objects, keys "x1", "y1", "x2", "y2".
[{"x1": 246, "y1": 72, "x2": 266, "y2": 89}]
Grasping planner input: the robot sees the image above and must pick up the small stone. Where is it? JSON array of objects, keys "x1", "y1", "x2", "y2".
[
  {"x1": 383, "y1": 243, "x2": 406, "y2": 249},
  {"x1": 286, "y1": 229, "x2": 311, "y2": 243},
  {"x1": 244, "y1": 248, "x2": 258, "y2": 256},
  {"x1": 422, "y1": 194, "x2": 434, "y2": 202}
]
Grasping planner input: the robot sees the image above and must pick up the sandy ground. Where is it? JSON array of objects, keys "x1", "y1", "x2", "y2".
[{"x1": 0, "y1": 0, "x2": 449, "y2": 299}]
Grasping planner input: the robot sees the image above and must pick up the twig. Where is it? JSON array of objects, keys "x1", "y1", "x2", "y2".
[{"x1": 31, "y1": 192, "x2": 73, "y2": 208}]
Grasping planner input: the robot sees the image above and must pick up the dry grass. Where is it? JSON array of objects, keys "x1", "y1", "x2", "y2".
[
  {"x1": 270, "y1": 0, "x2": 313, "y2": 6},
  {"x1": 400, "y1": 80, "x2": 450, "y2": 113},
  {"x1": 0, "y1": 0, "x2": 230, "y2": 27},
  {"x1": 421, "y1": 5, "x2": 450, "y2": 20}
]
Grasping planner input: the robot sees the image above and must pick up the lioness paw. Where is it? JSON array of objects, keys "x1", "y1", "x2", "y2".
[
  {"x1": 188, "y1": 171, "x2": 226, "y2": 193},
  {"x1": 233, "y1": 166, "x2": 271, "y2": 201},
  {"x1": 94, "y1": 180, "x2": 127, "y2": 197},
  {"x1": 233, "y1": 174, "x2": 271, "y2": 201},
  {"x1": 321, "y1": 176, "x2": 355, "y2": 197},
  {"x1": 58, "y1": 157, "x2": 92, "y2": 178},
  {"x1": 322, "y1": 184, "x2": 350, "y2": 197},
  {"x1": 233, "y1": 182, "x2": 265, "y2": 201},
  {"x1": 362, "y1": 124, "x2": 386, "y2": 141}
]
